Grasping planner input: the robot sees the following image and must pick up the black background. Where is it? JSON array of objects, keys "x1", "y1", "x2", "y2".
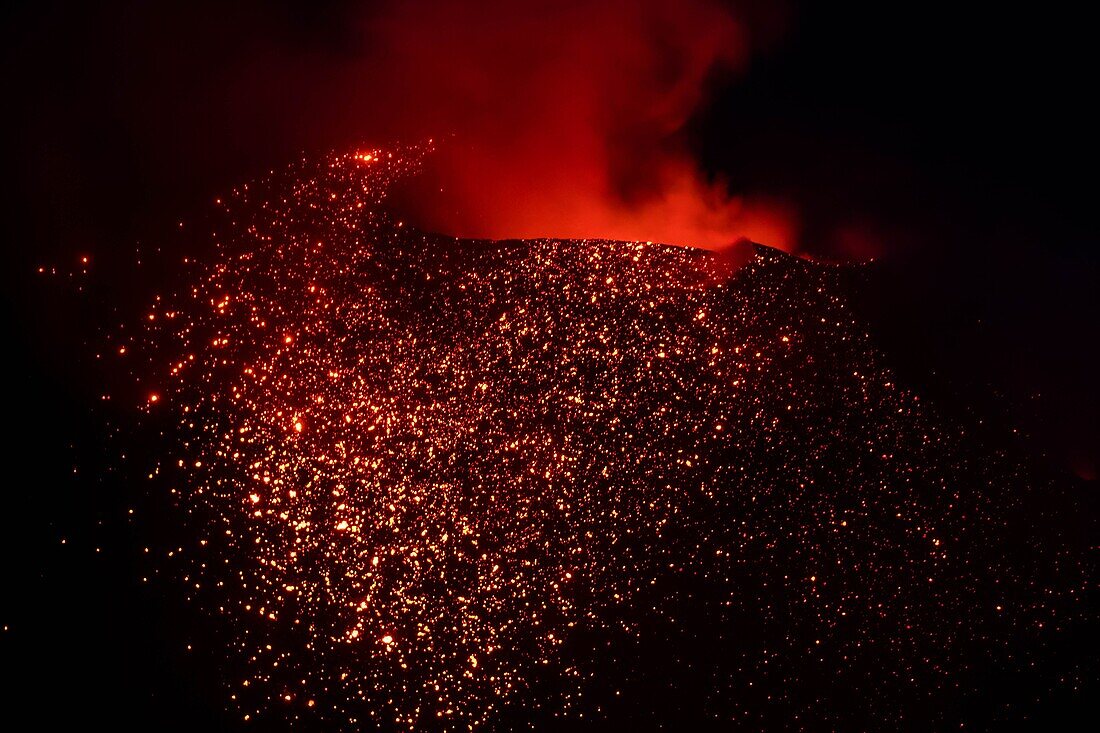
[{"x1": 1, "y1": 1, "x2": 1095, "y2": 730}]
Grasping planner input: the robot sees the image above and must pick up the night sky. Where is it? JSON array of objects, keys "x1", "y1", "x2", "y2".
[{"x1": 1, "y1": 1, "x2": 1095, "y2": 730}]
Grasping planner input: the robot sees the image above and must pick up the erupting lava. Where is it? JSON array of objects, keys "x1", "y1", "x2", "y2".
[{"x1": 115, "y1": 148, "x2": 1089, "y2": 730}]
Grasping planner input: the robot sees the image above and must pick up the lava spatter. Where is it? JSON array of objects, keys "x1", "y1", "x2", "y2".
[{"x1": 123, "y1": 148, "x2": 1089, "y2": 730}]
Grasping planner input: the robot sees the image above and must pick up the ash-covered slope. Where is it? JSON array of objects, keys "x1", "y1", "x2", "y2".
[{"x1": 137, "y1": 153, "x2": 1092, "y2": 731}]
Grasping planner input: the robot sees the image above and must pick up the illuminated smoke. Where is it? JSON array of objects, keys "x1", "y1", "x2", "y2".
[
  {"x1": 366, "y1": 0, "x2": 796, "y2": 250},
  {"x1": 194, "y1": 1, "x2": 795, "y2": 251}
]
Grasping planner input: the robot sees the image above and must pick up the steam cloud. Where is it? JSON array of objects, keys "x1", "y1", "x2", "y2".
[{"x1": 363, "y1": 0, "x2": 796, "y2": 250}]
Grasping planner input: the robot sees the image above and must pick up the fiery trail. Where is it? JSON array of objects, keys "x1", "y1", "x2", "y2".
[{"x1": 127, "y1": 147, "x2": 1087, "y2": 729}]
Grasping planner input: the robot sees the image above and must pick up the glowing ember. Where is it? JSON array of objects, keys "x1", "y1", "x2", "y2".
[{"x1": 124, "y1": 147, "x2": 1088, "y2": 729}]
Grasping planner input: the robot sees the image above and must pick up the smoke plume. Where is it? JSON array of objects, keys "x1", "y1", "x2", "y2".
[{"x1": 345, "y1": 0, "x2": 796, "y2": 250}]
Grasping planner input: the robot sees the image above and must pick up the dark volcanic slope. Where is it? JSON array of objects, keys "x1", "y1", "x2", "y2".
[{"x1": 128, "y1": 152, "x2": 1091, "y2": 731}]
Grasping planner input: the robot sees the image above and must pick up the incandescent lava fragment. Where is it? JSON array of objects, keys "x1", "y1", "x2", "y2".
[{"x1": 128, "y1": 149, "x2": 1091, "y2": 730}]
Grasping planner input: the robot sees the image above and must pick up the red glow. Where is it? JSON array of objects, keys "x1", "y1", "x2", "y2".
[{"x1": 369, "y1": 0, "x2": 798, "y2": 251}]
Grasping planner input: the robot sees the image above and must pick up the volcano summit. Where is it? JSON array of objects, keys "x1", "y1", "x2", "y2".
[{"x1": 117, "y1": 150, "x2": 1092, "y2": 731}]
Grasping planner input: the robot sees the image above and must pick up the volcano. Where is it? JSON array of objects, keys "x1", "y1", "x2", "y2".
[{"x1": 126, "y1": 151, "x2": 1092, "y2": 731}]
